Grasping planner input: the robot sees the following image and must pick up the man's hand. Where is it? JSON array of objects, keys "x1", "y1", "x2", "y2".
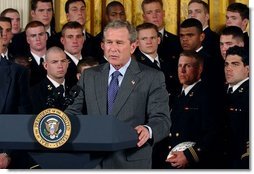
[
  {"x1": 165, "y1": 151, "x2": 189, "y2": 168},
  {"x1": 135, "y1": 125, "x2": 150, "y2": 147},
  {"x1": 0, "y1": 153, "x2": 10, "y2": 169}
]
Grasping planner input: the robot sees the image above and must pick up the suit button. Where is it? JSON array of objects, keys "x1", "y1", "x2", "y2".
[
  {"x1": 176, "y1": 133, "x2": 179, "y2": 137},
  {"x1": 169, "y1": 133, "x2": 172, "y2": 137},
  {"x1": 168, "y1": 146, "x2": 172, "y2": 149}
]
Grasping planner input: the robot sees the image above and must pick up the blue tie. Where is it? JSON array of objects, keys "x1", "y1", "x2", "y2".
[{"x1": 108, "y1": 71, "x2": 121, "y2": 114}]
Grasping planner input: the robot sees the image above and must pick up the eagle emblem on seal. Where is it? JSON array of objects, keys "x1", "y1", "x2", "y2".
[{"x1": 44, "y1": 118, "x2": 62, "y2": 139}]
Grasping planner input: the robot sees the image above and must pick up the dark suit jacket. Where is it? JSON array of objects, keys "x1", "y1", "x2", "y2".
[
  {"x1": 202, "y1": 27, "x2": 220, "y2": 58},
  {"x1": 65, "y1": 59, "x2": 171, "y2": 168},
  {"x1": 243, "y1": 32, "x2": 249, "y2": 52},
  {"x1": 0, "y1": 58, "x2": 31, "y2": 114},
  {"x1": 158, "y1": 30, "x2": 182, "y2": 62},
  {"x1": 65, "y1": 54, "x2": 78, "y2": 88},
  {"x1": 224, "y1": 80, "x2": 249, "y2": 169},
  {"x1": 31, "y1": 77, "x2": 70, "y2": 114},
  {"x1": 26, "y1": 52, "x2": 47, "y2": 87}
]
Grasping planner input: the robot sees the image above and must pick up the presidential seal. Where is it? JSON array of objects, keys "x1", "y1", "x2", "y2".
[{"x1": 33, "y1": 108, "x2": 71, "y2": 148}]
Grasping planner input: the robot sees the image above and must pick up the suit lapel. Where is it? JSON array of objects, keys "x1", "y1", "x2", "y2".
[
  {"x1": 0, "y1": 62, "x2": 11, "y2": 112},
  {"x1": 95, "y1": 64, "x2": 109, "y2": 115},
  {"x1": 112, "y1": 60, "x2": 141, "y2": 117}
]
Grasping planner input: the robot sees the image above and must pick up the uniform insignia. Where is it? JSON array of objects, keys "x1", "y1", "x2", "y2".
[
  {"x1": 47, "y1": 85, "x2": 52, "y2": 90},
  {"x1": 28, "y1": 57, "x2": 32, "y2": 62},
  {"x1": 131, "y1": 80, "x2": 135, "y2": 85},
  {"x1": 189, "y1": 92, "x2": 194, "y2": 97},
  {"x1": 33, "y1": 108, "x2": 71, "y2": 149},
  {"x1": 141, "y1": 56, "x2": 145, "y2": 61},
  {"x1": 238, "y1": 88, "x2": 244, "y2": 93}
]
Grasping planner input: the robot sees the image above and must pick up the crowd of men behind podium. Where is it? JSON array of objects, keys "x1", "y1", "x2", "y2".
[{"x1": 0, "y1": 0, "x2": 249, "y2": 169}]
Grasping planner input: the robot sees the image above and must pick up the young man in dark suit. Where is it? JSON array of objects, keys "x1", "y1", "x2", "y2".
[
  {"x1": 134, "y1": 22, "x2": 180, "y2": 106},
  {"x1": 224, "y1": 46, "x2": 249, "y2": 169},
  {"x1": 141, "y1": 0, "x2": 182, "y2": 63},
  {"x1": 188, "y1": 0, "x2": 220, "y2": 58},
  {"x1": 61, "y1": 21, "x2": 84, "y2": 88},
  {"x1": 47, "y1": 0, "x2": 94, "y2": 57},
  {"x1": 65, "y1": 20, "x2": 171, "y2": 169},
  {"x1": 25, "y1": 21, "x2": 48, "y2": 86},
  {"x1": 31, "y1": 46, "x2": 70, "y2": 114}
]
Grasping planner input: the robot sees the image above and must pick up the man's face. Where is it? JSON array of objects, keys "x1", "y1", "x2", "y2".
[
  {"x1": 4, "y1": 12, "x2": 21, "y2": 34},
  {"x1": 31, "y1": 2, "x2": 53, "y2": 28},
  {"x1": 101, "y1": 27, "x2": 136, "y2": 70},
  {"x1": 142, "y1": 2, "x2": 165, "y2": 30},
  {"x1": 0, "y1": 21, "x2": 13, "y2": 48},
  {"x1": 66, "y1": 1, "x2": 86, "y2": 26},
  {"x1": 44, "y1": 51, "x2": 69, "y2": 81},
  {"x1": 226, "y1": 11, "x2": 248, "y2": 31},
  {"x1": 26, "y1": 26, "x2": 48, "y2": 52},
  {"x1": 179, "y1": 27, "x2": 204, "y2": 51},
  {"x1": 106, "y1": 5, "x2": 126, "y2": 23},
  {"x1": 61, "y1": 28, "x2": 84, "y2": 55},
  {"x1": 188, "y1": 2, "x2": 209, "y2": 28},
  {"x1": 178, "y1": 55, "x2": 202, "y2": 88},
  {"x1": 224, "y1": 54, "x2": 249, "y2": 85},
  {"x1": 219, "y1": 35, "x2": 244, "y2": 59},
  {"x1": 137, "y1": 28, "x2": 160, "y2": 57}
]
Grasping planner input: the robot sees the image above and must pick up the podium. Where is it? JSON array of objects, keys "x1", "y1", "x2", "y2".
[{"x1": 0, "y1": 114, "x2": 138, "y2": 169}]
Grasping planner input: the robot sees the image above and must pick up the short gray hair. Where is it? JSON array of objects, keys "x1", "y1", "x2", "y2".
[{"x1": 103, "y1": 20, "x2": 137, "y2": 43}]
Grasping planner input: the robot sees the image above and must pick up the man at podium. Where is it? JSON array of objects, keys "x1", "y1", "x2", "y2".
[{"x1": 65, "y1": 20, "x2": 171, "y2": 169}]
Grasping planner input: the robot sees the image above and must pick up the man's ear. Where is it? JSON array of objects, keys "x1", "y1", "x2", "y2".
[
  {"x1": 130, "y1": 41, "x2": 137, "y2": 54},
  {"x1": 101, "y1": 41, "x2": 105, "y2": 50}
]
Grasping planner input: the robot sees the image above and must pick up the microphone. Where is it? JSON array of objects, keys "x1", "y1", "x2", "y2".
[{"x1": 63, "y1": 85, "x2": 82, "y2": 106}]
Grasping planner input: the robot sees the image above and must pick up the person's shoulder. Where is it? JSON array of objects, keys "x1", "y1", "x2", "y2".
[{"x1": 164, "y1": 29, "x2": 178, "y2": 39}]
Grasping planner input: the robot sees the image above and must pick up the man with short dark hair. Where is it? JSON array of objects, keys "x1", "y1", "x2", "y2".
[
  {"x1": 141, "y1": 0, "x2": 181, "y2": 62},
  {"x1": 48, "y1": 0, "x2": 95, "y2": 57},
  {"x1": 224, "y1": 46, "x2": 249, "y2": 169},
  {"x1": 188, "y1": 0, "x2": 220, "y2": 58}
]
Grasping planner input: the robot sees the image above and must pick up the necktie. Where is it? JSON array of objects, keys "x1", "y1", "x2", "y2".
[
  {"x1": 153, "y1": 60, "x2": 159, "y2": 69},
  {"x1": 56, "y1": 84, "x2": 65, "y2": 97},
  {"x1": 40, "y1": 57, "x2": 44, "y2": 65},
  {"x1": 228, "y1": 87, "x2": 233, "y2": 94},
  {"x1": 180, "y1": 90, "x2": 185, "y2": 97},
  {"x1": 108, "y1": 71, "x2": 121, "y2": 114}
]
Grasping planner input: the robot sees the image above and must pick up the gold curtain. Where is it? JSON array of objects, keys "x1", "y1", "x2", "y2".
[{"x1": 55, "y1": 0, "x2": 248, "y2": 35}]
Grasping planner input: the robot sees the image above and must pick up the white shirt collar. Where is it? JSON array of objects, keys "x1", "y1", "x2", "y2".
[
  {"x1": 47, "y1": 75, "x2": 65, "y2": 88},
  {"x1": 31, "y1": 52, "x2": 45, "y2": 65},
  {"x1": 46, "y1": 27, "x2": 51, "y2": 36},
  {"x1": 196, "y1": 46, "x2": 203, "y2": 52},
  {"x1": 228, "y1": 77, "x2": 249, "y2": 92},
  {"x1": 141, "y1": 51, "x2": 160, "y2": 67},
  {"x1": 64, "y1": 50, "x2": 82, "y2": 66},
  {"x1": 182, "y1": 79, "x2": 201, "y2": 95}
]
